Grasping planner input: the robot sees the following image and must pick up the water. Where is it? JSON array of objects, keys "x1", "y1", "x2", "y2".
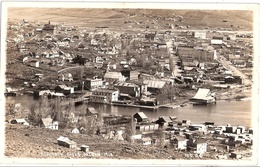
[{"x1": 6, "y1": 95, "x2": 253, "y2": 127}]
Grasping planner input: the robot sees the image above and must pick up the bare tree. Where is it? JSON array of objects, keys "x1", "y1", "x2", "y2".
[
  {"x1": 28, "y1": 103, "x2": 40, "y2": 125},
  {"x1": 5, "y1": 102, "x2": 16, "y2": 116},
  {"x1": 125, "y1": 116, "x2": 136, "y2": 143}
]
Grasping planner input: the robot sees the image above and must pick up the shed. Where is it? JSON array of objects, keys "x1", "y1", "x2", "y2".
[
  {"x1": 10, "y1": 118, "x2": 29, "y2": 126},
  {"x1": 57, "y1": 136, "x2": 70, "y2": 147},
  {"x1": 133, "y1": 112, "x2": 148, "y2": 122},
  {"x1": 80, "y1": 145, "x2": 90, "y2": 152},
  {"x1": 30, "y1": 60, "x2": 39, "y2": 67},
  {"x1": 230, "y1": 152, "x2": 242, "y2": 159},
  {"x1": 65, "y1": 140, "x2": 77, "y2": 148}
]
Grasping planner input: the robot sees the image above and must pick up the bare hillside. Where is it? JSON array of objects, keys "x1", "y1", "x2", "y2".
[{"x1": 8, "y1": 8, "x2": 253, "y2": 30}]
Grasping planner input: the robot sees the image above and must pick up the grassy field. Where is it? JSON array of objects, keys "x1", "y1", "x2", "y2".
[{"x1": 8, "y1": 8, "x2": 253, "y2": 30}]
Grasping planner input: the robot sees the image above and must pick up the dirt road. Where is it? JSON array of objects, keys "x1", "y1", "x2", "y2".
[{"x1": 218, "y1": 55, "x2": 252, "y2": 86}]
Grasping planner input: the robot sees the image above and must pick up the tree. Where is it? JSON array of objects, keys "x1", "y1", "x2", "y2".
[
  {"x1": 169, "y1": 55, "x2": 175, "y2": 73},
  {"x1": 28, "y1": 103, "x2": 41, "y2": 125},
  {"x1": 97, "y1": 105, "x2": 104, "y2": 128},
  {"x1": 5, "y1": 102, "x2": 16, "y2": 116},
  {"x1": 72, "y1": 55, "x2": 86, "y2": 65},
  {"x1": 78, "y1": 67, "x2": 84, "y2": 80},
  {"x1": 143, "y1": 61, "x2": 153, "y2": 70},
  {"x1": 125, "y1": 116, "x2": 136, "y2": 143},
  {"x1": 154, "y1": 129, "x2": 166, "y2": 147}
]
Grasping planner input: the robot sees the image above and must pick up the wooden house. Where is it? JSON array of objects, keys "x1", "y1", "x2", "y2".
[
  {"x1": 171, "y1": 136, "x2": 187, "y2": 150},
  {"x1": 39, "y1": 118, "x2": 59, "y2": 130},
  {"x1": 133, "y1": 112, "x2": 148, "y2": 123}
]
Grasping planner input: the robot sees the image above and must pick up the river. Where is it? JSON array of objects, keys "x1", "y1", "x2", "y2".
[{"x1": 6, "y1": 95, "x2": 253, "y2": 128}]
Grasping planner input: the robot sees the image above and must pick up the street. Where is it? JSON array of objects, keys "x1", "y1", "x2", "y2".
[{"x1": 218, "y1": 55, "x2": 252, "y2": 85}]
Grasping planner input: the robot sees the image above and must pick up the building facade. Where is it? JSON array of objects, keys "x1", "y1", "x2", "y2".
[
  {"x1": 114, "y1": 82, "x2": 141, "y2": 97},
  {"x1": 89, "y1": 88, "x2": 119, "y2": 103},
  {"x1": 84, "y1": 78, "x2": 103, "y2": 90}
]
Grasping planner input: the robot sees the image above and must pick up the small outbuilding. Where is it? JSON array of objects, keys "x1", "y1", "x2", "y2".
[
  {"x1": 57, "y1": 136, "x2": 77, "y2": 148},
  {"x1": 80, "y1": 145, "x2": 90, "y2": 152},
  {"x1": 141, "y1": 137, "x2": 152, "y2": 145},
  {"x1": 10, "y1": 118, "x2": 30, "y2": 126},
  {"x1": 133, "y1": 112, "x2": 148, "y2": 123}
]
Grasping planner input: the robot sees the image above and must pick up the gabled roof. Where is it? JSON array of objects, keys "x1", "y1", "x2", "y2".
[
  {"x1": 65, "y1": 140, "x2": 77, "y2": 145},
  {"x1": 72, "y1": 127, "x2": 79, "y2": 131},
  {"x1": 81, "y1": 145, "x2": 89, "y2": 148},
  {"x1": 158, "y1": 116, "x2": 173, "y2": 123},
  {"x1": 191, "y1": 88, "x2": 212, "y2": 100},
  {"x1": 143, "y1": 80, "x2": 166, "y2": 89},
  {"x1": 134, "y1": 112, "x2": 148, "y2": 119},
  {"x1": 87, "y1": 107, "x2": 98, "y2": 114},
  {"x1": 115, "y1": 82, "x2": 138, "y2": 88},
  {"x1": 57, "y1": 85, "x2": 71, "y2": 90},
  {"x1": 15, "y1": 118, "x2": 28, "y2": 124},
  {"x1": 174, "y1": 136, "x2": 186, "y2": 141},
  {"x1": 57, "y1": 136, "x2": 70, "y2": 142},
  {"x1": 195, "y1": 139, "x2": 207, "y2": 144},
  {"x1": 104, "y1": 72, "x2": 123, "y2": 79},
  {"x1": 41, "y1": 118, "x2": 54, "y2": 127}
]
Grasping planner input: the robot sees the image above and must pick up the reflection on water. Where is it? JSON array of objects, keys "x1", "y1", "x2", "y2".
[{"x1": 6, "y1": 95, "x2": 253, "y2": 127}]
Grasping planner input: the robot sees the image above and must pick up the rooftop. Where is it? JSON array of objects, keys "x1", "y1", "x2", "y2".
[
  {"x1": 114, "y1": 82, "x2": 138, "y2": 87},
  {"x1": 143, "y1": 80, "x2": 166, "y2": 89},
  {"x1": 104, "y1": 72, "x2": 123, "y2": 79},
  {"x1": 191, "y1": 88, "x2": 213, "y2": 100},
  {"x1": 135, "y1": 112, "x2": 148, "y2": 119}
]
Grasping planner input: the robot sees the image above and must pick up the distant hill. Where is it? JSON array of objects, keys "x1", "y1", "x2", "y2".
[{"x1": 8, "y1": 8, "x2": 253, "y2": 30}]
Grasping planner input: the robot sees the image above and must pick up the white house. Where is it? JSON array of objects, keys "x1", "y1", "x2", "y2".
[
  {"x1": 71, "y1": 128, "x2": 80, "y2": 134},
  {"x1": 195, "y1": 139, "x2": 207, "y2": 154},
  {"x1": 141, "y1": 137, "x2": 152, "y2": 145},
  {"x1": 40, "y1": 118, "x2": 59, "y2": 130},
  {"x1": 171, "y1": 136, "x2": 187, "y2": 150}
]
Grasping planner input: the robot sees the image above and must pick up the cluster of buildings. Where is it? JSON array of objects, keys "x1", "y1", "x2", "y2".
[
  {"x1": 5, "y1": 16, "x2": 253, "y2": 159},
  {"x1": 8, "y1": 108, "x2": 253, "y2": 159},
  {"x1": 6, "y1": 17, "x2": 253, "y2": 109}
]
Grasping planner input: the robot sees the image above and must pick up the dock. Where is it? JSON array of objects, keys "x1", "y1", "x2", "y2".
[{"x1": 111, "y1": 102, "x2": 159, "y2": 110}]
